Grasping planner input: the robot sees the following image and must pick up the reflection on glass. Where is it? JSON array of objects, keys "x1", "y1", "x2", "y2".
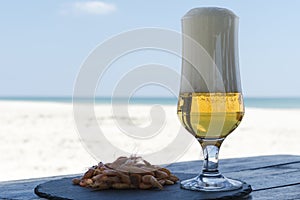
[{"x1": 177, "y1": 7, "x2": 246, "y2": 191}]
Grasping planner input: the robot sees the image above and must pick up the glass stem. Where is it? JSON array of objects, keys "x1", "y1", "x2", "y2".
[{"x1": 199, "y1": 138, "x2": 224, "y2": 174}]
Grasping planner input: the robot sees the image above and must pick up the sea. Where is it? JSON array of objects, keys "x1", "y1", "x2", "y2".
[{"x1": 0, "y1": 97, "x2": 300, "y2": 109}]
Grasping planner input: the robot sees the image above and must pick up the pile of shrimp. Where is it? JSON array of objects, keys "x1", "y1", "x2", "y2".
[{"x1": 72, "y1": 156, "x2": 179, "y2": 190}]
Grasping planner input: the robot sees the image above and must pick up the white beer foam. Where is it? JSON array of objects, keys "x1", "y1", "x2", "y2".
[{"x1": 180, "y1": 7, "x2": 241, "y2": 93}]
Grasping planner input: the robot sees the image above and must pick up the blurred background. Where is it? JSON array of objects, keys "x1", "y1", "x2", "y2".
[
  {"x1": 0, "y1": 1, "x2": 300, "y2": 181},
  {"x1": 1, "y1": 0, "x2": 300, "y2": 97}
]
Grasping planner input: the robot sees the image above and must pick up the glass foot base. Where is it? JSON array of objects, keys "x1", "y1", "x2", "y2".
[{"x1": 180, "y1": 173, "x2": 243, "y2": 192}]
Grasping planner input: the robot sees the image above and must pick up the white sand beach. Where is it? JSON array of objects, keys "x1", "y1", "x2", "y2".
[{"x1": 0, "y1": 100, "x2": 299, "y2": 181}]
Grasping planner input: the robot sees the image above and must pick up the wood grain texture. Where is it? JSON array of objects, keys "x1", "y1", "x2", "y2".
[
  {"x1": 252, "y1": 184, "x2": 300, "y2": 200},
  {"x1": 0, "y1": 155, "x2": 300, "y2": 200}
]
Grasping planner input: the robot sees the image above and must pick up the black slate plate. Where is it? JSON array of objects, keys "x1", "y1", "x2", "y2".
[{"x1": 34, "y1": 173, "x2": 252, "y2": 200}]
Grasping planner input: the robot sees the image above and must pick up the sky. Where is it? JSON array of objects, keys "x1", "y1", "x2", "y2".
[{"x1": 1, "y1": 0, "x2": 300, "y2": 98}]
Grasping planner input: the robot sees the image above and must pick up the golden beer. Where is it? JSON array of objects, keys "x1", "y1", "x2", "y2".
[{"x1": 177, "y1": 92, "x2": 244, "y2": 139}]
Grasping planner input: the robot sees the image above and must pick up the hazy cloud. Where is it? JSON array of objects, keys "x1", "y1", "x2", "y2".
[{"x1": 61, "y1": 1, "x2": 117, "y2": 15}]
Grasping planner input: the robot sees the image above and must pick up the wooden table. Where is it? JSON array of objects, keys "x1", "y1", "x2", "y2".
[{"x1": 1, "y1": 155, "x2": 300, "y2": 199}]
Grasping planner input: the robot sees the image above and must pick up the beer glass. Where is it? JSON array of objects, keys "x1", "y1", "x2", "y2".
[{"x1": 177, "y1": 7, "x2": 245, "y2": 191}]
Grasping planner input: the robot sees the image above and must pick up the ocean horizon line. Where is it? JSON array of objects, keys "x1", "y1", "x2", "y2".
[{"x1": 0, "y1": 96, "x2": 300, "y2": 109}]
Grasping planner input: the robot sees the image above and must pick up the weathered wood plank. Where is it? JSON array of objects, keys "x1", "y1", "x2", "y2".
[
  {"x1": 1, "y1": 155, "x2": 300, "y2": 200},
  {"x1": 0, "y1": 175, "x2": 75, "y2": 200},
  {"x1": 224, "y1": 162, "x2": 300, "y2": 190},
  {"x1": 167, "y1": 155, "x2": 300, "y2": 174},
  {"x1": 251, "y1": 183, "x2": 300, "y2": 200}
]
